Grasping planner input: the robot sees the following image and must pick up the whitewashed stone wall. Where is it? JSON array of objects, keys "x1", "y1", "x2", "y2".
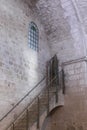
[
  {"x1": 75, "y1": 0, "x2": 87, "y2": 34},
  {"x1": 36, "y1": 0, "x2": 86, "y2": 62},
  {"x1": 64, "y1": 61, "x2": 87, "y2": 89},
  {"x1": 36, "y1": 0, "x2": 87, "y2": 90},
  {"x1": 74, "y1": 0, "x2": 87, "y2": 53},
  {"x1": 1, "y1": 0, "x2": 87, "y2": 129},
  {"x1": 0, "y1": 0, "x2": 51, "y2": 120}
]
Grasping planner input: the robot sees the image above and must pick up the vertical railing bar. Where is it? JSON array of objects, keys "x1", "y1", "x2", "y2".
[
  {"x1": 26, "y1": 109, "x2": 29, "y2": 130},
  {"x1": 55, "y1": 76, "x2": 58, "y2": 103},
  {"x1": 37, "y1": 97, "x2": 40, "y2": 129},
  {"x1": 12, "y1": 123, "x2": 15, "y2": 130},
  {"x1": 62, "y1": 68, "x2": 65, "y2": 94},
  {"x1": 59, "y1": 70, "x2": 62, "y2": 90},
  {"x1": 55, "y1": 57, "x2": 59, "y2": 103},
  {"x1": 50, "y1": 60, "x2": 52, "y2": 88},
  {"x1": 28, "y1": 109, "x2": 30, "y2": 130},
  {"x1": 46, "y1": 61, "x2": 49, "y2": 114},
  {"x1": 46, "y1": 61, "x2": 48, "y2": 87},
  {"x1": 47, "y1": 85, "x2": 49, "y2": 114}
]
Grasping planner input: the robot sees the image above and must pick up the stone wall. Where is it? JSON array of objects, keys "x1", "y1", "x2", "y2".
[
  {"x1": 0, "y1": 0, "x2": 51, "y2": 120},
  {"x1": 1, "y1": 0, "x2": 87, "y2": 130},
  {"x1": 75, "y1": 0, "x2": 87, "y2": 34},
  {"x1": 34, "y1": 3, "x2": 87, "y2": 129},
  {"x1": 34, "y1": 0, "x2": 87, "y2": 92},
  {"x1": 64, "y1": 61, "x2": 87, "y2": 88},
  {"x1": 36, "y1": 0, "x2": 86, "y2": 63},
  {"x1": 44, "y1": 87, "x2": 87, "y2": 130},
  {"x1": 42, "y1": 61, "x2": 87, "y2": 130}
]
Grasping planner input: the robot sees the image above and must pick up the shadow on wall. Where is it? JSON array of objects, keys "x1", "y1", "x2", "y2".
[
  {"x1": 41, "y1": 106, "x2": 63, "y2": 130},
  {"x1": 41, "y1": 106, "x2": 84, "y2": 130},
  {"x1": 24, "y1": 0, "x2": 39, "y2": 9}
]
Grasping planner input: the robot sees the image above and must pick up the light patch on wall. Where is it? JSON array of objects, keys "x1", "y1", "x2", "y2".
[{"x1": 22, "y1": 48, "x2": 39, "y2": 90}]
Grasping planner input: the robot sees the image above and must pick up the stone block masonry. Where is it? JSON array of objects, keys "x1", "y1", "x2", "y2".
[
  {"x1": 36, "y1": 0, "x2": 86, "y2": 62},
  {"x1": 0, "y1": 0, "x2": 87, "y2": 130},
  {"x1": 43, "y1": 60, "x2": 87, "y2": 130},
  {"x1": 64, "y1": 61, "x2": 87, "y2": 89},
  {"x1": 0, "y1": 0, "x2": 51, "y2": 126}
]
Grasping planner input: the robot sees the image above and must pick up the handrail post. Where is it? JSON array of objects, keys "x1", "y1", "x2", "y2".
[
  {"x1": 26, "y1": 109, "x2": 29, "y2": 130},
  {"x1": 46, "y1": 61, "x2": 50, "y2": 114},
  {"x1": 55, "y1": 60, "x2": 59, "y2": 103},
  {"x1": 62, "y1": 68, "x2": 65, "y2": 94},
  {"x1": 37, "y1": 97, "x2": 40, "y2": 129},
  {"x1": 50, "y1": 60, "x2": 52, "y2": 88},
  {"x1": 47, "y1": 86, "x2": 49, "y2": 114},
  {"x1": 12, "y1": 123, "x2": 15, "y2": 130},
  {"x1": 55, "y1": 76, "x2": 58, "y2": 103}
]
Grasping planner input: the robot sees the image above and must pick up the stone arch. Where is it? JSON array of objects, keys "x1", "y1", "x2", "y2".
[{"x1": 41, "y1": 106, "x2": 64, "y2": 130}]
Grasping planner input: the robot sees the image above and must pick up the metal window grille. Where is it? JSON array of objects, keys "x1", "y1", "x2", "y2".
[{"x1": 28, "y1": 22, "x2": 39, "y2": 51}]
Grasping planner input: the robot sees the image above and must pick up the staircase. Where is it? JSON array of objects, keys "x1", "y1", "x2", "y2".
[{"x1": 0, "y1": 56, "x2": 65, "y2": 130}]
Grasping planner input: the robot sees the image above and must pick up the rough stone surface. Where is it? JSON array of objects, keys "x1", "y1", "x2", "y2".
[
  {"x1": 44, "y1": 85, "x2": 87, "y2": 130},
  {"x1": 36, "y1": 0, "x2": 86, "y2": 62},
  {"x1": 41, "y1": 61, "x2": 87, "y2": 130},
  {"x1": 64, "y1": 61, "x2": 87, "y2": 88},
  {"x1": 0, "y1": 0, "x2": 51, "y2": 122},
  {"x1": 0, "y1": 0, "x2": 87, "y2": 130}
]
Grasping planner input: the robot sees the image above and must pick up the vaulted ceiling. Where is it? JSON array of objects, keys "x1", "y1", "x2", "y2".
[{"x1": 25, "y1": 0, "x2": 71, "y2": 43}]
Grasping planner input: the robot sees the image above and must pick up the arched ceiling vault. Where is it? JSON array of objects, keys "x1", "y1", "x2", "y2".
[{"x1": 25, "y1": 0, "x2": 71, "y2": 43}]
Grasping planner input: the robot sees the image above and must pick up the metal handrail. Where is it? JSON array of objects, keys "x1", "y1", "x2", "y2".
[
  {"x1": 0, "y1": 76, "x2": 45, "y2": 121},
  {"x1": 6, "y1": 76, "x2": 57, "y2": 130}
]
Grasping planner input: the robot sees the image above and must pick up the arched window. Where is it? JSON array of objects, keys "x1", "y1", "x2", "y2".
[{"x1": 28, "y1": 22, "x2": 39, "y2": 51}]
